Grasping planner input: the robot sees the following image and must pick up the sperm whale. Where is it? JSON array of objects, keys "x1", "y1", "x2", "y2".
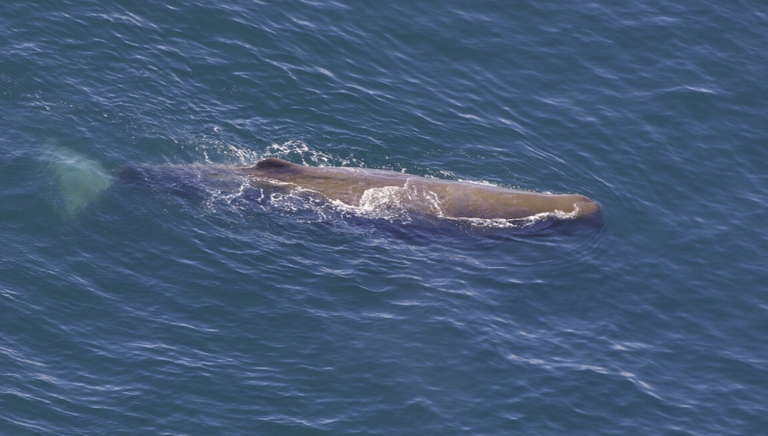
[{"x1": 238, "y1": 158, "x2": 601, "y2": 220}]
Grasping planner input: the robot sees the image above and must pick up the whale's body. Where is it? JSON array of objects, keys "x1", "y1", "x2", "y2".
[{"x1": 238, "y1": 158, "x2": 601, "y2": 220}]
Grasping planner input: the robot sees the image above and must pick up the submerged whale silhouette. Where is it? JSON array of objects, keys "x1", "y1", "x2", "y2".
[{"x1": 238, "y1": 158, "x2": 601, "y2": 221}]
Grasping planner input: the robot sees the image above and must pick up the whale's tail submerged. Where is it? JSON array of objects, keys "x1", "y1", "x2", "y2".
[{"x1": 45, "y1": 147, "x2": 113, "y2": 218}]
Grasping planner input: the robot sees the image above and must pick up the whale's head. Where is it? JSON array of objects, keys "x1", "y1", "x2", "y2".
[{"x1": 573, "y1": 196, "x2": 602, "y2": 219}]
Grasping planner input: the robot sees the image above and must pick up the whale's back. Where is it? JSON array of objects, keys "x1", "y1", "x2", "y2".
[{"x1": 239, "y1": 158, "x2": 601, "y2": 221}]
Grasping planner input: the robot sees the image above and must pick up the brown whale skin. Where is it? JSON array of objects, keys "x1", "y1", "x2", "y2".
[{"x1": 239, "y1": 158, "x2": 601, "y2": 220}]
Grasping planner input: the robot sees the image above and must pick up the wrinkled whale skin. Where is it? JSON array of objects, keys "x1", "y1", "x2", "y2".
[{"x1": 239, "y1": 158, "x2": 601, "y2": 220}]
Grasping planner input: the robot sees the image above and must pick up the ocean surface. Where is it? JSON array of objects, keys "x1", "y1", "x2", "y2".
[{"x1": 2, "y1": 0, "x2": 767, "y2": 434}]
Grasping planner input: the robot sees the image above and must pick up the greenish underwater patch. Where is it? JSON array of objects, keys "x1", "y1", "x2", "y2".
[{"x1": 46, "y1": 147, "x2": 113, "y2": 218}]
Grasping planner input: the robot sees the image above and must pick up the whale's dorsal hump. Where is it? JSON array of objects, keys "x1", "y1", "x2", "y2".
[{"x1": 255, "y1": 158, "x2": 294, "y2": 169}]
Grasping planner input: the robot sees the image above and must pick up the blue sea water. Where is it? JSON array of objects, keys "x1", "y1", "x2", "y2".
[{"x1": 2, "y1": 0, "x2": 768, "y2": 434}]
